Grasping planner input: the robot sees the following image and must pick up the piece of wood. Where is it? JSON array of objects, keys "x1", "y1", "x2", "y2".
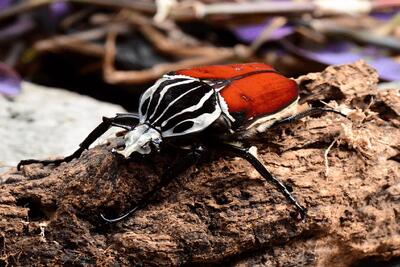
[{"x1": 0, "y1": 61, "x2": 399, "y2": 266}]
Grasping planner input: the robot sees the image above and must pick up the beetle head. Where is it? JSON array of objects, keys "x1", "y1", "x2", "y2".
[{"x1": 114, "y1": 124, "x2": 162, "y2": 158}]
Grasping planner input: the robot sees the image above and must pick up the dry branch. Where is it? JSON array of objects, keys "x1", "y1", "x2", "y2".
[
  {"x1": 34, "y1": 24, "x2": 130, "y2": 57},
  {"x1": 102, "y1": 30, "x2": 243, "y2": 85}
]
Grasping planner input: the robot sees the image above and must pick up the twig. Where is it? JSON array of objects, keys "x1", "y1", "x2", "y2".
[
  {"x1": 194, "y1": 1, "x2": 315, "y2": 18},
  {"x1": 103, "y1": 31, "x2": 238, "y2": 85},
  {"x1": 122, "y1": 11, "x2": 252, "y2": 58},
  {"x1": 36, "y1": 38, "x2": 105, "y2": 57},
  {"x1": 0, "y1": 0, "x2": 51, "y2": 22},
  {"x1": 0, "y1": 0, "x2": 317, "y2": 23},
  {"x1": 60, "y1": 7, "x2": 96, "y2": 29},
  {"x1": 250, "y1": 17, "x2": 287, "y2": 52},
  {"x1": 70, "y1": 0, "x2": 157, "y2": 13},
  {"x1": 310, "y1": 19, "x2": 400, "y2": 52},
  {"x1": 89, "y1": 11, "x2": 231, "y2": 58},
  {"x1": 141, "y1": 27, "x2": 211, "y2": 57},
  {"x1": 134, "y1": 21, "x2": 231, "y2": 58},
  {"x1": 0, "y1": 16, "x2": 35, "y2": 43},
  {"x1": 374, "y1": 13, "x2": 400, "y2": 36},
  {"x1": 0, "y1": 0, "x2": 156, "y2": 22},
  {"x1": 34, "y1": 24, "x2": 129, "y2": 57},
  {"x1": 2, "y1": 0, "x2": 397, "y2": 25}
]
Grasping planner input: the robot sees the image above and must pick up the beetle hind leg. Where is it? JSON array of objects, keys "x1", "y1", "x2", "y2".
[
  {"x1": 17, "y1": 113, "x2": 139, "y2": 170},
  {"x1": 220, "y1": 143, "x2": 307, "y2": 219}
]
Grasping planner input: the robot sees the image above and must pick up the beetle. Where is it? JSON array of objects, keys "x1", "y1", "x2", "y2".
[{"x1": 18, "y1": 63, "x2": 344, "y2": 223}]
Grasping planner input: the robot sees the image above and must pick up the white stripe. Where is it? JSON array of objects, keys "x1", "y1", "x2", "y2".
[
  {"x1": 162, "y1": 107, "x2": 221, "y2": 137},
  {"x1": 163, "y1": 74, "x2": 197, "y2": 80},
  {"x1": 148, "y1": 78, "x2": 198, "y2": 121},
  {"x1": 218, "y1": 93, "x2": 235, "y2": 122},
  {"x1": 139, "y1": 77, "x2": 166, "y2": 122},
  {"x1": 151, "y1": 85, "x2": 202, "y2": 125},
  {"x1": 161, "y1": 89, "x2": 215, "y2": 128}
]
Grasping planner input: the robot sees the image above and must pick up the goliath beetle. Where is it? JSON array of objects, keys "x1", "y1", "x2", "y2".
[{"x1": 18, "y1": 63, "x2": 344, "y2": 223}]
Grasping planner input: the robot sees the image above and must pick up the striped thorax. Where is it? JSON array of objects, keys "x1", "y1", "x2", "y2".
[{"x1": 116, "y1": 74, "x2": 232, "y2": 157}]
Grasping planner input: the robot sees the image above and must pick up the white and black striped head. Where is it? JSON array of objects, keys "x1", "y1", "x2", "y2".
[{"x1": 115, "y1": 74, "x2": 232, "y2": 158}]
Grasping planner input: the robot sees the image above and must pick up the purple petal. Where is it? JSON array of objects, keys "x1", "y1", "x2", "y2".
[
  {"x1": 234, "y1": 20, "x2": 294, "y2": 43},
  {"x1": 0, "y1": 63, "x2": 21, "y2": 97},
  {"x1": 282, "y1": 41, "x2": 400, "y2": 81}
]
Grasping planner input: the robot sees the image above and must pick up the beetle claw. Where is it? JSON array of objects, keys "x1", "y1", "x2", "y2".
[{"x1": 292, "y1": 207, "x2": 307, "y2": 221}]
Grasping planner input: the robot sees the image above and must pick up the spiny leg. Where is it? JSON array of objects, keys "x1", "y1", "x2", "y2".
[
  {"x1": 220, "y1": 143, "x2": 306, "y2": 219},
  {"x1": 101, "y1": 146, "x2": 205, "y2": 223},
  {"x1": 17, "y1": 113, "x2": 139, "y2": 170},
  {"x1": 273, "y1": 107, "x2": 346, "y2": 127}
]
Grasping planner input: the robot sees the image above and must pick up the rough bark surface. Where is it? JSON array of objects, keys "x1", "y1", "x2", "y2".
[{"x1": 0, "y1": 61, "x2": 399, "y2": 266}]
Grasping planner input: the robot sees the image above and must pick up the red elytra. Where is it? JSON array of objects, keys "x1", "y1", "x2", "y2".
[{"x1": 175, "y1": 63, "x2": 299, "y2": 119}]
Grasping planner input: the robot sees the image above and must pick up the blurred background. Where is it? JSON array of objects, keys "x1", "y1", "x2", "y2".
[{"x1": 0, "y1": 0, "x2": 399, "y2": 169}]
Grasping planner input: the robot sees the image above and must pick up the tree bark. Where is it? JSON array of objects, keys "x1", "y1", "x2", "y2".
[{"x1": 0, "y1": 61, "x2": 399, "y2": 266}]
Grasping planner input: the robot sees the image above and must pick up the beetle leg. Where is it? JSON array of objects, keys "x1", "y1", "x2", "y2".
[
  {"x1": 272, "y1": 107, "x2": 346, "y2": 127},
  {"x1": 101, "y1": 146, "x2": 205, "y2": 223},
  {"x1": 220, "y1": 143, "x2": 307, "y2": 219},
  {"x1": 17, "y1": 113, "x2": 139, "y2": 170}
]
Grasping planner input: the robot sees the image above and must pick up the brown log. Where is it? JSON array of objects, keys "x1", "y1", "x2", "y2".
[{"x1": 0, "y1": 61, "x2": 399, "y2": 266}]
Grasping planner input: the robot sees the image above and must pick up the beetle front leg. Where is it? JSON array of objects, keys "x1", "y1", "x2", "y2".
[
  {"x1": 100, "y1": 145, "x2": 206, "y2": 223},
  {"x1": 17, "y1": 113, "x2": 139, "y2": 170},
  {"x1": 220, "y1": 143, "x2": 307, "y2": 219}
]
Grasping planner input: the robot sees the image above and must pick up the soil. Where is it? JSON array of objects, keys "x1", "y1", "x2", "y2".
[{"x1": 0, "y1": 61, "x2": 399, "y2": 266}]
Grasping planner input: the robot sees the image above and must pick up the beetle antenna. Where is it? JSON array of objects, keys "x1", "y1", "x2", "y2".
[{"x1": 212, "y1": 69, "x2": 278, "y2": 88}]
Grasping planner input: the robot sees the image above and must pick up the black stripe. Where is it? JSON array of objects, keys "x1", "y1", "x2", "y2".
[
  {"x1": 151, "y1": 82, "x2": 213, "y2": 127},
  {"x1": 161, "y1": 90, "x2": 217, "y2": 131},
  {"x1": 140, "y1": 97, "x2": 150, "y2": 116},
  {"x1": 148, "y1": 80, "x2": 204, "y2": 124},
  {"x1": 144, "y1": 78, "x2": 189, "y2": 119},
  {"x1": 172, "y1": 121, "x2": 195, "y2": 134}
]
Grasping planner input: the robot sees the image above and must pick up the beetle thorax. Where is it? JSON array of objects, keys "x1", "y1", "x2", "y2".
[{"x1": 115, "y1": 124, "x2": 162, "y2": 157}]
